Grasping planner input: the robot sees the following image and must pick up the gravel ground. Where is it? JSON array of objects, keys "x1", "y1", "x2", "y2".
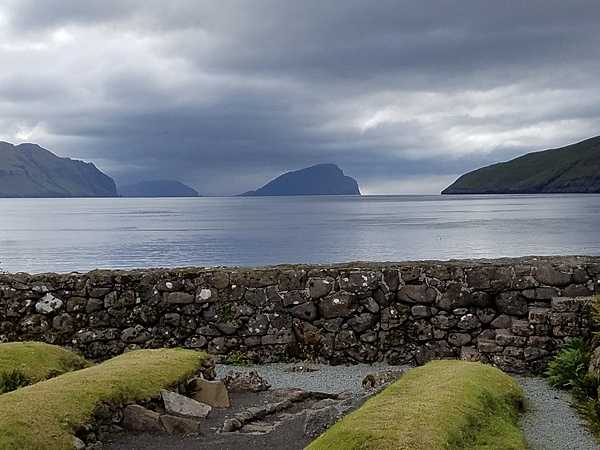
[
  {"x1": 516, "y1": 376, "x2": 600, "y2": 450},
  {"x1": 216, "y1": 362, "x2": 405, "y2": 394}
]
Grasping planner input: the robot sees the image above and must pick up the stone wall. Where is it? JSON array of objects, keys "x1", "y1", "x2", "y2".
[{"x1": 1, "y1": 256, "x2": 599, "y2": 373}]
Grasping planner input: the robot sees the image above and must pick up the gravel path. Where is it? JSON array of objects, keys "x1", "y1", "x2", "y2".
[
  {"x1": 516, "y1": 376, "x2": 600, "y2": 450},
  {"x1": 216, "y1": 362, "x2": 404, "y2": 394}
]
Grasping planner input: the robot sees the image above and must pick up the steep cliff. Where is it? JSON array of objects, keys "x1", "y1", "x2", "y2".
[{"x1": 0, "y1": 142, "x2": 117, "y2": 197}]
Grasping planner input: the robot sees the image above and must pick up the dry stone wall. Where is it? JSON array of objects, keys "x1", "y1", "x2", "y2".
[{"x1": 1, "y1": 256, "x2": 599, "y2": 373}]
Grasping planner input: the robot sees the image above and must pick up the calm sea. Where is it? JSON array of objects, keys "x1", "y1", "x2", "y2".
[{"x1": 0, "y1": 194, "x2": 599, "y2": 274}]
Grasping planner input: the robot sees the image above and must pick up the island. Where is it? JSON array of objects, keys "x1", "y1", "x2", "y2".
[
  {"x1": 239, "y1": 163, "x2": 361, "y2": 196},
  {"x1": 119, "y1": 180, "x2": 199, "y2": 198},
  {"x1": 0, "y1": 141, "x2": 117, "y2": 197},
  {"x1": 442, "y1": 135, "x2": 600, "y2": 194}
]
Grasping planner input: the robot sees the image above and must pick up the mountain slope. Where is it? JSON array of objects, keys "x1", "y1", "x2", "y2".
[
  {"x1": 0, "y1": 141, "x2": 117, "y2": 197},
  {"x1": 119, "y1": 180, "x2": 199, "y2": 197},
  {"x1": 240, "y1": 163, "x2": 361, "y2": 196},
  {"x1": 442, "y1": 136, "x2": 600, "y2": 194}
]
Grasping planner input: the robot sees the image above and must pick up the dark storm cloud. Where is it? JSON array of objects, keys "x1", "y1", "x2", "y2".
[{"x1": 1, "y1": 0, "x2": 600, "y2": 194}]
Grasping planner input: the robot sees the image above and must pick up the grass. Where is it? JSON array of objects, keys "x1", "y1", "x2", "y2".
[
  {"x1": 0, "y1": 348, "x2": 209, "y2": 450},
  {"x1": 306, "y1": 360, "x2": 528, "y2": 450},
  {"x1": 0, "y1": 342, "x2": 90, "y2": 393}
]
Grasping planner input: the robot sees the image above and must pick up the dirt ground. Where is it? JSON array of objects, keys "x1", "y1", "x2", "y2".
[
  {"x1": 105, "y1": 390, "x2": 317, "y2": 450},
  {"x1": 104, "y1": 363, "x2": 404, "y2": 450}
]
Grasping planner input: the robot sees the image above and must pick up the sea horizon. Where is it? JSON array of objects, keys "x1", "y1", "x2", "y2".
[{"x1": 2, "y1": 193, "x2": 599, "y2": 274}]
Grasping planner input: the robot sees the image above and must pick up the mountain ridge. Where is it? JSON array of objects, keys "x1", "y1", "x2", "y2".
[
  {"x1": 442, "y1": 136, "x2": 600, "y2": 194},
  {"x1": 0, "y1": 141, "x2": 117, "y2": 197}
]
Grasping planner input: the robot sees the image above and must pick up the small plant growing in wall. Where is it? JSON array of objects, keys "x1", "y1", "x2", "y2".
[
  {"x1": 220, "y1": 304, "x2": 234, "y2": 322},
  {"x1": 224, "y1": 351, "x2": 253, "y2": 366}
]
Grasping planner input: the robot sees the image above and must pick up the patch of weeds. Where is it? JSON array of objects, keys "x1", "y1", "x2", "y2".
[
  {"x1": 576, "y1": 395, "x2": 600, "y2": 437},
  {"x1": 0, "y1": 369, "x2": 31, "y2": 394},
  {"x1": 590, "y1": 295, "x2": 600, "y2": 333},
  {"x1": 219, "y1": 304, "x2": 234, "y2": 322},
  {"x1": 224, "y1": 351, "x2": 252, "y2": 366},
  {"x1": 545, "y1": 295, "x2": 600, "y2": 440},
  {"x1": 546, "y1": 338, "x2": 589, "y2": 389}
]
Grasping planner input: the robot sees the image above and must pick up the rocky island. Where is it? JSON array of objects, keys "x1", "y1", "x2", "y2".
[
  {"x1": 442, "y1": 135, "x2": 600, "y2": 194},
  {"x1": 119, "y1": 180, "x2": 199, "y2": 197},
  {"x1": 240, "y1": 163, "x2": 361, "y2": 196},
  {"x1": 0, "y1": 141, "x2": 117, "y2": 197}
]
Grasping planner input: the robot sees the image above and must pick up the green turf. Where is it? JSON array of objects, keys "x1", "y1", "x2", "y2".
[
  {"x1": 0, "y1": 348, "x2": 209, "y2": 450},
  {"x1": 306, "y1": 360, "x2": 528, "y2": 450},
  {"x1": 0, "y1": 342, "x2": 90, "y2": 393}
]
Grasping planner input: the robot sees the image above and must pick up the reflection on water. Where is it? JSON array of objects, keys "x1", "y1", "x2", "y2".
[{"x1": 0, "y1": 194, "x2": 599, "y2": 273}]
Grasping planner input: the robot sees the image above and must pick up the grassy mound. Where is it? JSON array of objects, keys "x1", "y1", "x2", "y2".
[
  {"x1": 307, "y1": 360, "x2": 527, "y2": 450},
  {"x1": 0, "y1": 348, "x2": 209, "y2": 450},
  {"x1": 0, "y1": 342, "x2": 90, "y2": 393}
]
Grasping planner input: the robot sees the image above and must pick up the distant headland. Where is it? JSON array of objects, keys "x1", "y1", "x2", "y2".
[
  {"x1": 6, "y1": 135, "x2": 600, "y2": 198},
  {"x1": 0, "y1": 141, "x2": 361, "y2": 198},
  {"x1": 443, "y1": 135, "x2": 600, "y2": 194},
  {"x1": 0, "y1": 141, "x2": 117, "y2": 198},
  {"x1": 118, "y1": 180, "x2": 199, "y2": 198},
  {"x1": 239, "y1": 163, "x2": 361, "y2": 196}
]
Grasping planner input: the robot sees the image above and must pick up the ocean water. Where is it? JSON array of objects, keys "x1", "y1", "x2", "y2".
[{"x1": 0, "y1": 194, "x2": 599, "y2": 274}]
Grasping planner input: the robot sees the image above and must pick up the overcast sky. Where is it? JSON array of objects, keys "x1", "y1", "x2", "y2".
[{"x1": 1, "y1": 1, "x2": 599, "y2": 195}]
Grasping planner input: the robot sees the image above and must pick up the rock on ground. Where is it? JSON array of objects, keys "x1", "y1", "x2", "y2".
[
  {"x1": 122, "y1": 405, "x2": 163, "y2": 432},
  {"x1": 161, "y1": 390, "x2": 212, "y2": 419},
  {"x1": 222, "y1": 370, "x2": 271, "y2": 392},
  {"x1": 303, "y1": 406, "x2": 339, "y2": 438},
  {"x1": 188, "y1": 378, "x2": 231, "y2": 408}
]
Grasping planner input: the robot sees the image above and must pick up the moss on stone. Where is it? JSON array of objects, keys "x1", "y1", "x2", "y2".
[
  {"x1": 0, "y1": 348, "x2": 209, "y2": 450},
  {"x1": 306, "y1": 360, "x2": 528, "y2": 450}
]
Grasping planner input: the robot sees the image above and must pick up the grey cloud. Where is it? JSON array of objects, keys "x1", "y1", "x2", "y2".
[
  {"x1": 0, "y1": 1, "x2": 599, "y2": 195},
  {"x1": 3, "y1": 0, "x2": 139, "y2": 30}
]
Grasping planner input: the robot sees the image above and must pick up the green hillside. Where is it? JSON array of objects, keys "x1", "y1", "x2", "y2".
[
  {"x1": 0, "y1": 141, "x2": 117, "y2": 197},
  {"x1": 442, "y1": 136, "x2": 600, "y2": 194}
]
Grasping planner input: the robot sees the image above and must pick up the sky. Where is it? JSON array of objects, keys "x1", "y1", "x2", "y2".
[{"x1": 1, "y1": 1, "x2": 599, "y2": 195}]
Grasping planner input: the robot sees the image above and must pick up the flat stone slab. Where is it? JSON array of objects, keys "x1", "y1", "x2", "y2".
[
  {"x1": 189, "y1": 377, "x2": 231, "y2": 408},
  {"x1": 161, "y1": 390, "x2": 212, "y2": 419}
]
